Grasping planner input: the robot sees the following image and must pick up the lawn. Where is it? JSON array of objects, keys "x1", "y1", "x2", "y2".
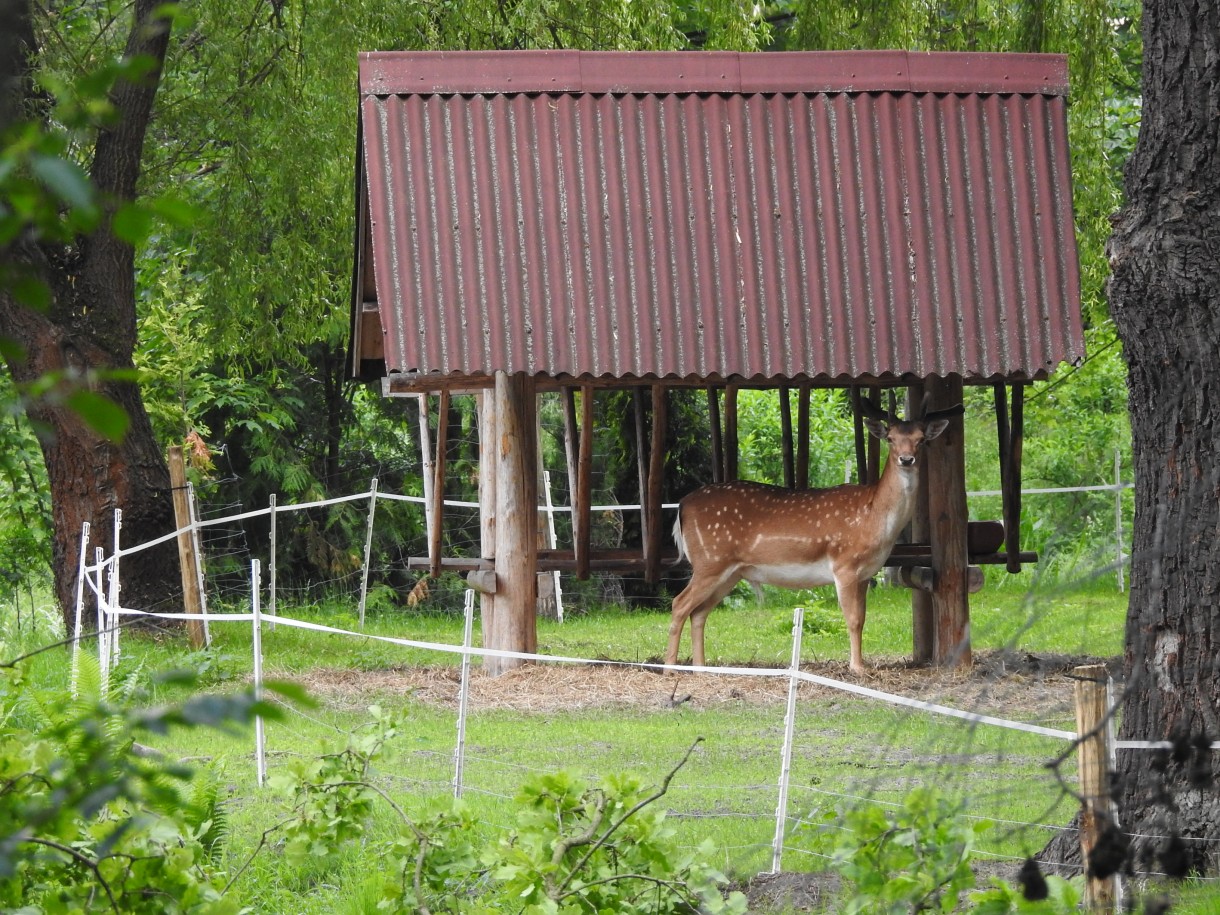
[{"x1": 7, "y1": 570, "x2": 1217, "y2": 912}]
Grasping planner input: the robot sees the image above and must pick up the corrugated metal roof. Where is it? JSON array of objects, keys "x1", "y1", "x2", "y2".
[{"x1": 349, "y1": 50, "x2": 1084, "y2": 388}]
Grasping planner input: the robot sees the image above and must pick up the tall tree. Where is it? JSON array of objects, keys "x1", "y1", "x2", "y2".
[
  {"x1": 1106, "y1": 0, "x2": 1220, "y2": 873},
  {"x1": 0, "y1": 0, "x2": 180, "y2": 627}
]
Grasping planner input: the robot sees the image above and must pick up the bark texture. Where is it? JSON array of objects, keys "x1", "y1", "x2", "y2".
[
  {"x1": 1, "y1": 1, "x2": 181, "y2": 630},
  {"x1": 1106, "y1": 0, "x2": 1220, "y2": 876}
]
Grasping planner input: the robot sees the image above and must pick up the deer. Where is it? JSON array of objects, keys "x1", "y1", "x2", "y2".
[{"x1": 665, "y1": 396, "x2": 963, "y2": 673}]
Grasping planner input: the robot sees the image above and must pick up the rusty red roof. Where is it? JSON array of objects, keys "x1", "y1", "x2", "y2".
[{"x1": 349, "y1": 50, "x2": 1084, "y2": 389}]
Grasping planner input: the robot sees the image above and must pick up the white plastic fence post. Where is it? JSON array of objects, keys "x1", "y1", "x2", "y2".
[
  {"x1": 70, "y1": 522, "x2": 91, "y2": 697},
  {"x1": 1114, "y1": 449, "x2": 1125, "y2": 594},
  {"x1": 542, "y1": 470, "x2": 564, "y2": 623},
  {"x1": 268, "y1": 493, "x2": 277, "y2": 631},
  {"x1": 358, "y1": 478, "x2": 379, "y2": 629},
  {"x1": 109, "y1": 509, "x2": 122, "y2": 667},
  {"x1": 252, "y1": 559, "x2": 266, "y2": 787},
  {"x1": 453, "y1": 588, "x2": 476, "y2": 799},
  {"x1": 772, "y1": 605, "x2": 805, "y2": 874},
  {"x1": 95, "y1": 547, "x2": 109, "y2": 696},
  {"x1": 186, "y1": 482, "x2": 211, "y2": 646}
]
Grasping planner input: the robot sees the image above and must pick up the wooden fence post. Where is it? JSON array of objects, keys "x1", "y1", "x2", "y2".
[
  {"x1": 168, "y1": 446, "x2": 207, "y2": 649},
  {"x1": 1074, "y1": 663, "x2": 1119, "y2": 912}
]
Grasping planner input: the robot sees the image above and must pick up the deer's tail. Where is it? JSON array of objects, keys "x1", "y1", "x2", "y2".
[{"x1": 672, "y1": 510, "x2": 688, "y2": 564}]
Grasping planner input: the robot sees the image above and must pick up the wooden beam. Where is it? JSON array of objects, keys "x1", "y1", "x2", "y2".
[
  {"x1": 633, "y1": 388, "x2": 650, "y2": 565},
  {"x1": 779, "y1": 385, "x2": 794, "y2": 488},
  {"x1": 429, "y1": 390, "x2": 449, "y2": 579},
  {"x1": 576, "y1": 385, "x2": 593, "y2": 580},
  {"x1": 707, "y1": 387, "x2": 723, "y2": 484},
  {"x1": 796, "y1": 385, "x2": 810, "y2": 489},
  {"x1": 167, "y1": 446, "x2": 206, "y2": 649},
  {"x1": 1006, "y1": 384, "x2": 1026, "y2": 573},
  {"x1": 908, "y1": 382, "x2": 933, "y2": 665},
  {"x1": 645, "y1": 384, "x2": 667, "y2": 584},
  {"x1": 487, "y1": 372, "x2": 538, "y2": 676},
  {"x1": 724, "y1": 384, "x2": 739, "y2": 481},
  {"x1": 925, "y1": 374, "x2": 971, "y2": 668},
  {"x1": 893, "y1": 566, "x2": 984, "y2": 594}
]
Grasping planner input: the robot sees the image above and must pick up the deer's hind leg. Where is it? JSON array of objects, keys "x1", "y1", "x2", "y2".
[{"x1": 667, "y1": 569, "x2": 739, "y2": 667}]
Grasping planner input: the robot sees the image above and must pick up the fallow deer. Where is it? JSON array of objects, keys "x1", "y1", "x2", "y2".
[{"x1": 665, "y1": 397, "x2": 963, "y2": 673}]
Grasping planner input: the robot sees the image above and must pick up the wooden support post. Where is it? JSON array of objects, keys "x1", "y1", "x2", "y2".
[
  {"x1": 908, "y1": 382, "x2": 933, "y2": 664},
  {"x1": 1006, "y1": 383, "x2": 1025, "y2": 573},
  {"x1": 429, "y1": 389, "x2": 449, "y2": 579},
  {"x1": 167, "y1": 446, "x2": 206, "y2": 649},
  {"x1": 724, "y1": 384, "x2": 739, "y2": 481},
  {"x1": 633, "y1": 387, "x2": 651, "y2": 567},
  {"x1": 850, "y1": 387, "x2": 867, "y2": 484},
  {"x1": 645, "y1": 384, "x2": 667, "y2": 584},
  {"x1": 1074, "y1": 663, "x2": 1119, "y2": 913},
  {"x1": 779, "y1": 385, "x2": 794, "y2": 488},
  {"x1": 575, "y1": 386, "x2": 593, "y2": 580},
  {"x1": 796, "y1": 385, "x2": 810, "y2": 489},
  {"x1": 925, "y1": 374, "x2": 971, "y2": 668},
  {"x1": 487, "y1": 371, "x2": 538, "y2": 676},
  {"x1": 707, "y1": 387, "x2": 723, "y2": 484}
]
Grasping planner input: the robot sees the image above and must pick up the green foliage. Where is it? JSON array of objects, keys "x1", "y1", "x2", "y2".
[
  {"x1": 490, "y1": 762, "x2": 747, "y2": 914},
  {"x1": 270, "y1": 704, "x2": 403, "y2": 868},
  {"x1": 803, "y1": 787, "x2": 989, "y2": 914},
  {"x1": 969, "y1": 870, "x2": 1083, "y2": 914},
  {"x1": 268, "y1": 717, "x2": 746, "y2": 914},
  {"x1": 0, "y1": 651, "x2": 284, "y2": 913}
]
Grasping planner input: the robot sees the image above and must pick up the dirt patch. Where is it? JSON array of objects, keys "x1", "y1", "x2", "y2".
[{"x1": 288, "y1": 649, "x2": 1118, "y2": 721}]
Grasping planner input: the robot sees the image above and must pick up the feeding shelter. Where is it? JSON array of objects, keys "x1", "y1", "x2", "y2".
[{"x1": 347, "y1": 50, "x2": 1084, "y2": 674}]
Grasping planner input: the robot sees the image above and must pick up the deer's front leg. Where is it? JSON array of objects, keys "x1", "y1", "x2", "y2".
[{"x1": 835, "y1": 576, "x2": 870, "y2": 673}]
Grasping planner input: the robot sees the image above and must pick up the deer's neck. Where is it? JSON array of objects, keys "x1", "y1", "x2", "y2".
[{"x1": 872, "y1": 456, "x2": 921, "y2": 530}]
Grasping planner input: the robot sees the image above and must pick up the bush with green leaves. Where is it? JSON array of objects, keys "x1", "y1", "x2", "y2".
[
  {"x1": 804, "y1": 787, "x2": 989, "y2": 914},
  {"x1": 800, "y1": 787, "x2": 1089, "y2": 915},
  {"x1": 269, "y1": 722, "x2": 746, "y2": 914},
  {"x1": 0, "y1": 651, "x2": 283, "y2": 914}
]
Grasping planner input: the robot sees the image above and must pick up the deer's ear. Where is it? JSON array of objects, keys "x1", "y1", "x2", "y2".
[
  {"x1": 863, "y1": 417, "x2": 888, "y2": 440},
  {"x1": 924, "y1": 418, "x2": 951, "y2": 441}
]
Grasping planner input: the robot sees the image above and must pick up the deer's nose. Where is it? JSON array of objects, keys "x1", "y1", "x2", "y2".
[{"x1": 898, "y1": 454, "x2": 916, "y2": 467}]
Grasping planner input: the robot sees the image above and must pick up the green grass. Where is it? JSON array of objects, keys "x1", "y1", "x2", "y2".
[{"x1": 4, "y1": 574, "x2": 1217, "y2": 912}]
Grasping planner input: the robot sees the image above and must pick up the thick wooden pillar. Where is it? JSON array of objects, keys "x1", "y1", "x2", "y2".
[
  {"x1": 925, "y1": 374, "x2": 971, "y2": 668},
  {"x1": 487, "y1": 371, "x2": 538, "y2": 676}
]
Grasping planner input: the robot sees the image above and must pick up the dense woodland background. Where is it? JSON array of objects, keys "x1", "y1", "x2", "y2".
[{"x1": 1, "y1": 0, "x2": 1140, "y2": 615}]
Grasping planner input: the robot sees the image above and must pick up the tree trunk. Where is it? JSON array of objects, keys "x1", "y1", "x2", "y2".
[
  {"x1": 0, "y1": 0, "x2": 181, "y2": 633},
  {"x1": 1101, "y1": 0, "x2": 1220, "y2": 876}
]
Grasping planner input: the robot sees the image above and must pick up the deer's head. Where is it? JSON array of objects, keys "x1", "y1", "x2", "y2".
[{"x1": 861, "y1": 394, "x2": 964, "y2": 471}]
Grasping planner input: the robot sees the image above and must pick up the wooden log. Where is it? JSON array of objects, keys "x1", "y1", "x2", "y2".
[
  {"x1": 167, "y1": 446, "x2": 206, "y2": 649},
  {"x1": 1006, "y1": 383, "x2": 1026, "y2": 573},
  {"x1": 908, "y1": 382, "x2": 933, "y2": 664},
  {"x1": 707, "y1": 387, "x2": 724, "y2": 484},
  {"x1": 925, "y1": 374, "x2": 971, "y2": 668},
  {"x1": 779, "y1": 385, "x2": 794, "y2": 488},
  {"x1": 1074, "y1": 663, "x2": 1119, "y2": 912},
  {"x1": 575, "y1": 386, "x2": 593, "y2": 580},
  {"x1": 487, "y1": 372, "x2": 538, "y2": 675},
  {"x1": 893, "y1": 566, "x2": 984, "y2": 594},
  {"x1": 796, "y1": 385, "x2": 810, "y2": 489},
  {"x1": 725, "y1": 384, "x2": 739, "y2": 481},
  {"x1": 429, "y1": 390, "x2": 449, "y2": 579},
  {"x1": 645, "y1": 384, "x2": 667, "y2": 584},
  {"x1": 633, "y1": 387, "x2": 651, "y2": 565}
]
